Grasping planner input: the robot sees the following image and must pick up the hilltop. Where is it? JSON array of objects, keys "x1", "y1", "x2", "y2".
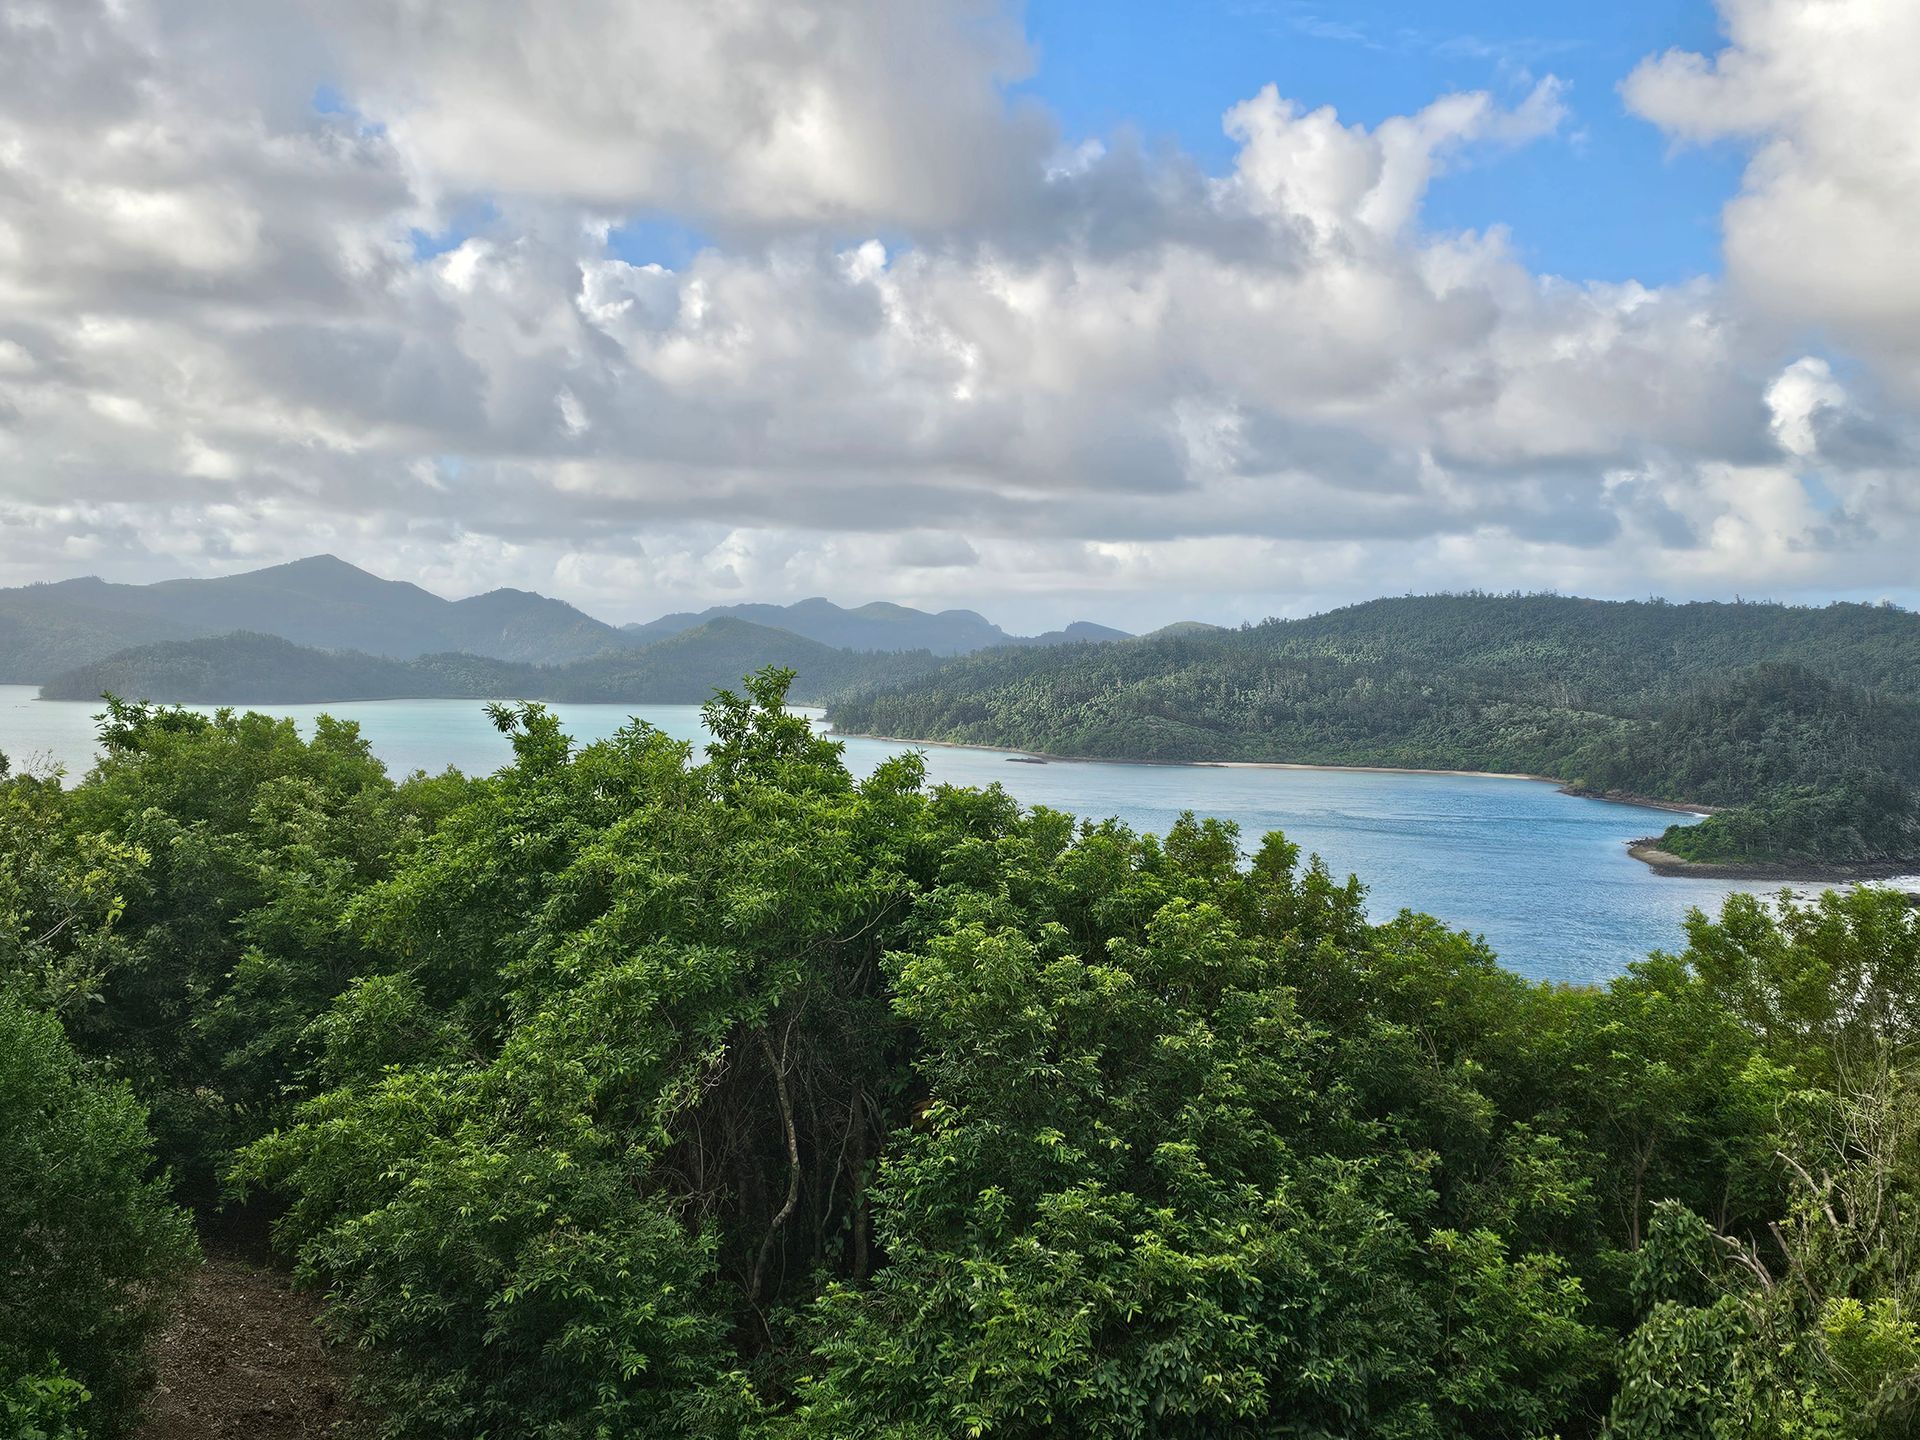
[{"x1": 624, "y1": 597, "x2": 1128, "y2": 655}]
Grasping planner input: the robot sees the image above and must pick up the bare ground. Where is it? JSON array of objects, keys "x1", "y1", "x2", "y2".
[{"x1": 138, "y1": 1239, "x2": 361, "y2": 1440}]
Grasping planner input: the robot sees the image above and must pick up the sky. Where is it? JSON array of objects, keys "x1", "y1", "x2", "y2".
[{"x1": 0, "y1": 0, "x2": 1916, "y2": 632}]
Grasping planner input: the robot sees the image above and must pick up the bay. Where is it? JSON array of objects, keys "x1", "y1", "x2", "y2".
[{"x1": 0, "y1": 685, "x2": 1868, "y2": 987}]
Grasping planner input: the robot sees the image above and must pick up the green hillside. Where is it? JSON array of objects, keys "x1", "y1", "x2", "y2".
[{"x1": 830, "y1": 593, "x2": 1920, "y2": 870}]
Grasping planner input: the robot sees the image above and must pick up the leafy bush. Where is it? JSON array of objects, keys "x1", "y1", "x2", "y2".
[
  {"x1": 240, "y1": 674, "x2": 1625, "y2": 1436},
  {"x1": 0, "y1": 995, "x2": 196, "y2": 1437}
]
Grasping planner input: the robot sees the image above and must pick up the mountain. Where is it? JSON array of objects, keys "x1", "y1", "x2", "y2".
[
  {"x1": 0, "y1": 555, "x2": 1127, "y2": 682},
  {"x1": 439, "y1": 587, "x2": 631, "y2": 663},
  {"x1": 622, "y1": 598, "x2": 1128, "y2": 655},
  {"x1": 1029, "y1": 620, "x2": 1134, "y2": 646},
  {"x1": 828, "y1": 593, "x2": 1920, "y2": 871},
  {"x1": 0, "y1": 556, "x2": 630, "y2": 679},
  {"x1": 38, "y1": 620, "x2": 941, "y2": 707}
]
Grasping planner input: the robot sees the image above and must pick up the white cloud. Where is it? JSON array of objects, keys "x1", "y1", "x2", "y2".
[
  {"x1": 1625, "y1": 0, "x2": 1920, "y2": 399},
  {"x1": 1766, "y1": 357, "x2": 1846, "y2": 459},
  {"x1": 1224, "y1": 77, "x2": 1566, "y2": 239},
  {"x1": 310, "y1": 0, "x2": 1048, "y2": 231},
  {"x1": 0, "y1": 0, "x2": 1913, "y2": 628}
]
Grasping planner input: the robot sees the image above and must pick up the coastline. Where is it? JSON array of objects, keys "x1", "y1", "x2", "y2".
[
  {"x1": 831, "y1": 725, "x2": 1719, "y2": 811},
  {"x1": 830, "y1": 726, "x2": 1572, "y2": 781},
  {"x1": 1559, "y1": 786, "x2": 1717, "y2": 817},
  {"x1": 1204, "y1": 758, "x2": 1560, "y2": 783},
  {"x1": 829, "y1": 725, "x2": 1920, "y2": 890},
  {"x1": 1626, "y1": 840, "x2": 1920, "y2": 888}
]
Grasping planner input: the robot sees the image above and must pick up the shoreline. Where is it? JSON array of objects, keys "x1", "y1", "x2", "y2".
[
  {"x1": 832, "y1": 727, "x2": 1574, "y2": 782},
  {"x1": 23, "y1": 686, "x2": 1910, "y2": 890},
  {"x1": 1626, "y1": 841, "x2": 1920, "y2": 888},
  {"x1": 832, "y1": 725, "x2": 1718, "y2": 813},
  {"x1": 829, "y1": 726, "x2": 1920, "y2": 889}
]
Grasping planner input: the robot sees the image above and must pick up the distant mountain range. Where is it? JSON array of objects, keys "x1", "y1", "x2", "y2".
[
  {"x1": 624, "y1": 599, "x2": 1126, "y2": 655},
  {"x1": 0, "y1": 555, "x2": 624, "y2": 677},
  {"x1": 0, "y1": 555, "x2": 1128, "y2": 683}
]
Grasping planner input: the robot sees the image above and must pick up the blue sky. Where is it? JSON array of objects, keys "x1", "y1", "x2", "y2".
[
  {"x1": 511, "y1": 0, "x2": 1753, "y2": 283},
  {"x1": 1021, "y1": 0, "x2": 1748, "y2": 283}
]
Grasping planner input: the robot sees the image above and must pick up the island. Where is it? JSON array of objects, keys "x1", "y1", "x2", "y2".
[{"x1": 826, "y1": 593, "x2": 1920, "y2": 880}]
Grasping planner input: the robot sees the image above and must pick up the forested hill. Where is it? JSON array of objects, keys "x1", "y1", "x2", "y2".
[
  {"x1": 39, "y1": 620, "x2": 942, "y2": 705},
  {"x1": 829, "y1": 593, "x2": 1920, "y2": 870},
  {"x1": 623, "y1": 596, "x2": 1129, "y2": 654}
]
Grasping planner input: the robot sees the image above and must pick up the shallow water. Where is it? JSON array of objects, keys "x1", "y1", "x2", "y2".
[{"x1": 2, "y1": 685, "x2": 1879, "y2": 987}]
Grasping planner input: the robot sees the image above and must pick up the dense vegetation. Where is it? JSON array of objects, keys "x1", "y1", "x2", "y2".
[
  {"x1": 0, "y1": 996, "x2": 196, "y2": 1438},
  {"x1": 6, "y1": 673, "x2": 1920, "y2": 1436},
  {"x1": 39, "y1": 620, "x2": 945, "y2": 706},
  {"x1": 1581, "y1": 666, "x2": 1920, "y2": 866},
  {"x1": 832, "y1": 593, "x2": 1920, "y2": 870}
]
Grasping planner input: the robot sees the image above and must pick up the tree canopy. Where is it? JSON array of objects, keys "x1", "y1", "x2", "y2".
[{"x1": 5, "y1": 670, "x2": 1920, "y2": 1436}]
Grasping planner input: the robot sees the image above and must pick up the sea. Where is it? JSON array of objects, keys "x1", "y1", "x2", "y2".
[{"x1": 7, "y1": 685, "x2": 1898, "y2": 988}]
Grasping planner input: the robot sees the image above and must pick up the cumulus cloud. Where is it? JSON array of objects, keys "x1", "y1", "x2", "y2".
[
  {"x1": 1625, "y1": 0, "x2": 1920, "y2": 399},
  {"x1": 0, "y1": 0, "x2": 1914, "y2": 628},
  {"x1": 309, "y1": 0, "x2": 1048, "y2": 231},
  {"x1": 1223, "y1": 77, "x2": 1567, "y2": 239}
]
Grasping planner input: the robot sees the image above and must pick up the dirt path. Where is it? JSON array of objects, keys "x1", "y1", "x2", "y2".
[{"x1": 139, "y1": 1239, "x2": 359, "y2": 1440}]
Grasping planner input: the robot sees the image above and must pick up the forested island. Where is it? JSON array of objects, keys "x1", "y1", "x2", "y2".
[
  {"x1": 6, "y1": 675, "x2": 1920, "y2": 1438},
  {"x1": 830, "y1": 594, "x2": 1920, "y2": 876},
  {"x1": 38, "y1": 622, "x2": 943, "y2": 706}
]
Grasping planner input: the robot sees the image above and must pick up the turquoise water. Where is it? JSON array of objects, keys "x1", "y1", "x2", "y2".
[{"x1": 1, "y1": 685, "x2": 1869, "y2": 987}]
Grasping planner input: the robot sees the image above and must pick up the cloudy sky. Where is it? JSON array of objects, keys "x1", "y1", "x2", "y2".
[{"x1": 1, "y1": 0, "x2": 1915, "y2": 631}]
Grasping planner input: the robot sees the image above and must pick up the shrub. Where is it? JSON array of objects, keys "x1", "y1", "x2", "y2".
[{"x1": 0, "y1": 996, "x2": 197, "y2": 1437}]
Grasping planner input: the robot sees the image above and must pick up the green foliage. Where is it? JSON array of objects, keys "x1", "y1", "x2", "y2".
[
  {"x1": 15, "y1": 697, "x2": 431, "y2": 1196},
  {"x1": 797, "y1": 905, "x2": 1605, "y2": 1438},
  {"x1": 1, "y1": 1366, "x2": 91, "y2": 1440},
  {"x1": 0, "y1": 995, "x2": 196, "y2": 1438},
  {"x1": 1679, "y1": 887, "x2": 1920, "y2": 1080},
  {"x1": 14, "y1": 664, "x2": 1920, "y2": 1436},
  {"x1": 236, "y1": 671, "x2": 1628, "y2": 1437},
  {"x1": 1603, "y1": 895, "x2": 1920, "y2": 1439}
]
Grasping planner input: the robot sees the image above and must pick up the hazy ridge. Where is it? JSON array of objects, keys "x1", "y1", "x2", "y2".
[{"x1": 0, "y1": 555, "x2": 1123, "y2": 682}]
